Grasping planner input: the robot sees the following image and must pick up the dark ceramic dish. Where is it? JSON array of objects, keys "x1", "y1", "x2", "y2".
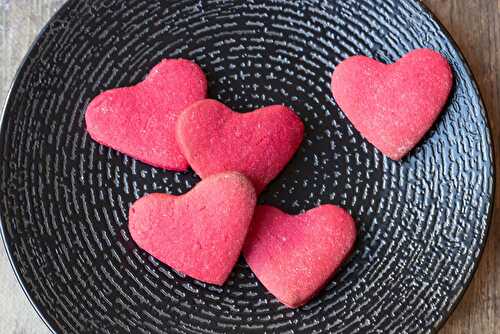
[{"x1": 0, "y1": 0, "x2": 494, "y2": 333}]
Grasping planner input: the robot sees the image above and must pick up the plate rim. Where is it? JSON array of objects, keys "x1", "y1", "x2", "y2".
[
  {"x1": 0, "y1": 1, "x2": 76, "y2": 333},
  {"x1": 0, "y1": 0, "x2": 495, "y2": 333},
  {"x1": 414, "y1": 0, "x2": 496, "y2": 332}
]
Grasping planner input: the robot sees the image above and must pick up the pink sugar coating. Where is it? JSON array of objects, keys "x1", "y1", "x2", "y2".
[
  {"x1": 243, "y1": 205, "x2": 357, "y2": 308},
  {"x1": 331, "y1": 48, "x2": 453, "y2": 160},
  {"x1": 176, "y1": 99, "x2": 305, "y2": 193},
  {"x1": 86, "y1": 58, "x2": 207, "y2": 170},
  {"x1": 129, "y1": 172, "x2": 257, "y2": 285}
]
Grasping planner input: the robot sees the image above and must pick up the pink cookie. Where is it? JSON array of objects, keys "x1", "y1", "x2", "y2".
[
  {"x1": 129, "y1": 172, "x2": 256, "y2": 285},
  {"x1": 86, "y1": 59, "x2": 207, "y2": 170},
  {"x1": 331, "y1": 48, "x2": 453, "y2": 160},
  {"x1": 243, "y1": 205, "x2": 357, "y2": 308},
  {"x1": 176, "y1": 99, "x2": 304, "y2": 193}
]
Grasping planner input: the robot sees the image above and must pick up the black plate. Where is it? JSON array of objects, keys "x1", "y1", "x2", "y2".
[{"x1": 0, "y1": 0, "x2": 494, "y2": 333}]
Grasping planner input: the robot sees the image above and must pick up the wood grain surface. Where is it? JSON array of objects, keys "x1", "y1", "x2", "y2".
[{"x1": 0, "y1": 1, "x2": 498, "y2": 333}]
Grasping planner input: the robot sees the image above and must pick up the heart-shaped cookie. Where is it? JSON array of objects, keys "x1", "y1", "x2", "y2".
[
  {"x1": 331, "y1": 48, "x2": 453, "y2": 160},
  {"x1": 243, "y1": 205, "x2": 356, "y2": 308},
  {"x1": 176, "y1": 99, "x2": 304, "y2": 193},
  {"x1": 129, "y1": 172, "x2": 256, "y2": 285},
  {"x1": 86, "y1": 59, "x2": 207, "y2": 170}
]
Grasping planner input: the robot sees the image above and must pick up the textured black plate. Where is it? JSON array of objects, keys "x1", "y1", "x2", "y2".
[{"x1": 0, "y1": 0, "x2": 494, "y2": 333}]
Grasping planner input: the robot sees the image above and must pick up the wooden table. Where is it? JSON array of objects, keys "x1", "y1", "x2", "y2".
[{"x1": 0, "y1": 1, "x2": 498, "y2": 333}]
